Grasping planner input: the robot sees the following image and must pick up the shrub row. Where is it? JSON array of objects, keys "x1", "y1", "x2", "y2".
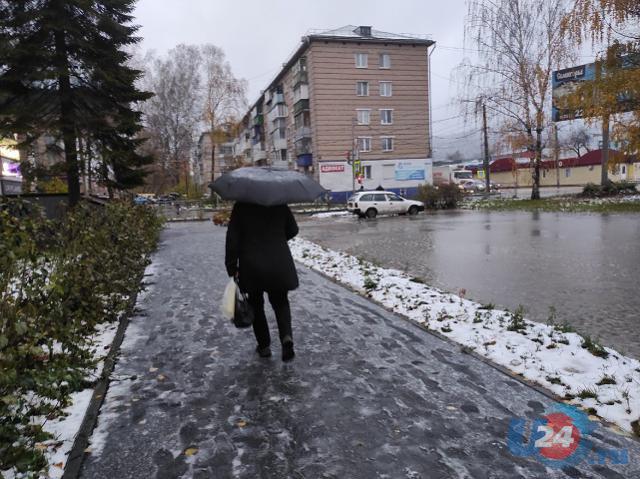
[
  {"x1": 0, "y1": 200, "x2": 163, "y2": 476},
  {"x1": 581, "y1": 181, "x2": 638, "y2": 198},
  {"x1": 415, "y1": 183, "x2": 463, "y2": 209}
]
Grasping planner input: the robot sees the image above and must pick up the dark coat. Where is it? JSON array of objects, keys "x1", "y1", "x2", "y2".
[{"x1": 225, "y1": 202, "x2": 299, "y2": 292}]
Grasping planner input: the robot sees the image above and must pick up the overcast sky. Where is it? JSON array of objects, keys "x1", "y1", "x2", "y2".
[{"x1": 132, "y1": 0, "x2": 592, "y2": 160}]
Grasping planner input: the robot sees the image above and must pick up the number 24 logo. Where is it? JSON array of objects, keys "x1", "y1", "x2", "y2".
[{"x1": 535, "y1": 425, "x2": 575, "y2": 448}]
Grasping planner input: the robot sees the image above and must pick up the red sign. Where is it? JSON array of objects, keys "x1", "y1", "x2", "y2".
[{"x1": 320, "y1": 164, "x2": 345, "y2": 173}]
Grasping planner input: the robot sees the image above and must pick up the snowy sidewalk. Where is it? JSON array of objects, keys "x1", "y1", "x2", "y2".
[{"x1": 80, "y1": 222, "x2": 639, "y2": 478}]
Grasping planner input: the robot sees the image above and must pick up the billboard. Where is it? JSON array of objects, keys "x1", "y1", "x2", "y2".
[
  {"x1": 395, "y1": 160, "x2": 427, "y2": 181},
  {"x1": 552, "y1": 57, "x2": 638, "y2": 122}
]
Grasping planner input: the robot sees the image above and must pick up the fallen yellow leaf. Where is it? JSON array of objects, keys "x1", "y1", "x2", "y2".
[
  {"x1": 184, "y1": 447, "x2": 198, "y2": 457},
  {"x1": 53, "y1": 462, "x2": 64, "y2": 469},
  {"x1": 157, "y1": 374, "x2": 166, "y2": 381},
  {"x1": 149, "y1": 367, "x2": 158, "y2": 373},
  {"x1": 236, "y1": 420, "x2": 247, "y2": 428}
]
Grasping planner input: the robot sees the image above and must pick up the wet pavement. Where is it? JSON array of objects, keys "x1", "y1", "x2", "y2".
[
  {"x1": 299, "y1": 210, "x2": 640, "y2": 359},
  {"x1": 81, "y1": 222, "x2": 640, "y2": 479}
]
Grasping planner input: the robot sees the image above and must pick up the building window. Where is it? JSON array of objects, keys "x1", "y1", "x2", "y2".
[
  {"x1": 379, "y1": 53, "x2": 391, "y2": 69},
  {"x1": 356, "y1": 109, "x2": 371, "y2": 125},
  {"x1": 381, "y1": 137, "x2": 394, "y2": 151},
  {"x1": 364, "y1": 165, "x2": 372, "y2": 179},
  {"x1": 379, "y1": 81, "x2": 392, "y2": 97},
  {"x1": 565, "y1": 168, "x2": 571, "y2": 178},
  {"x1": 355, "y1": 53, "x2": 368, "y2": 68},
  {"x1": 356, "y1": 81, "x2": 369, "y2": 96},
  {"x1": 358, "y1": 137, "x2": 371, "y2": 152},
  {"x1": 380, "y1": 109, "x2": 393, "y2": 125},
  {"x1": 280, "y1": 149, "x2": 287, "y2": 161}
]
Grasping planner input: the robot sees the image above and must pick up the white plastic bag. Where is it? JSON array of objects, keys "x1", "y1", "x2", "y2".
[{"x1": 220, "y1": 278, "x2": 237, "y2": 320}]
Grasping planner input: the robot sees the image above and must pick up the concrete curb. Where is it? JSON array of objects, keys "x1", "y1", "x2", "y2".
[
  {"x1": 61, "y1": 273, "x2": 145, "y2": 479},
  {"x1": 294, "y1": 258, "x2": 639, "y2": 441}
]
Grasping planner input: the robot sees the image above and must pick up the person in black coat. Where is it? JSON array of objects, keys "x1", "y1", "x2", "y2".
[{"x1": 225, "y1": 202, "x2": 299, "y2": 361}]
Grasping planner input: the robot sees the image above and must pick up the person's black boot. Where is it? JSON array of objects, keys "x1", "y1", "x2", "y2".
[
  {"x1": 281, "y1": 336, "x2": 295, "y2": 362},
  {"x1": 256, "y1": 345, "x2": 272, "y2": 358}
]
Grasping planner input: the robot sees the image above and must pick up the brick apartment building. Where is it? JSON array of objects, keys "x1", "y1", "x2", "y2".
[{"x1": 231, "y1": 25, "x2": 436, "y2": 202}]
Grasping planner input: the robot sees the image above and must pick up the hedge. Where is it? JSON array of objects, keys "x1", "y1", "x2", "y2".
[{"x1": 0, "y1": 200, "x2": 163, "y2": 476}]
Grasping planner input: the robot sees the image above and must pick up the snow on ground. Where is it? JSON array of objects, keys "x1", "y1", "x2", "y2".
[
  {"x1": 37, "y1": 322, "x2": 118, "y2": 478},
  {"x1": 290, "y1": 237, "x2": 640, "y2": 435},
  {"x1": 310, "y1": 210, "x2": 351, "y2": 219},
  {"x1": 24, "y1": 259, "x2": 158, "y2": 479}
]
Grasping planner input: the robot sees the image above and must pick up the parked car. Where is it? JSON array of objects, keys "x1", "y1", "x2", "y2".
[
  {"x1": 347, "y1": 191, "x2": 425, "y2": 219},
  {"x1": 134, "y1": 195, "x2": 152, "y2": 205},
  {"x1": 458, "y1": 179, "x2": 486, "y2": 193}
]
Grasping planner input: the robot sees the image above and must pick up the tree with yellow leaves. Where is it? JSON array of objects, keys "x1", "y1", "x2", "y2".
[{"x1": 561, "y1": 0, "x2": 640, "y2": 183}]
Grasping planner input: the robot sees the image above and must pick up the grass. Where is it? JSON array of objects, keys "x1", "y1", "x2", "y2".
[
  {"x1": 545, "y1": 375, "x2": 564, "y2": 386},
  {"x1": 581, "y1": 335, "x2": 609, "y2": 359},
  {"x1": 363, "y1": 275, "x2": 378, "y2": 291},
  {"x1": 596, "y1": 374, "x2": 617, "y2": 386},
  {"x1": 506, "y1": 305, "x2": 527, "y2": 332},
  {"x1": 577, "y1": 388, "x2": 599, "y2": 400},
  {"x1": 467, "y1": 196, "x2": 640, "y2": 213}
]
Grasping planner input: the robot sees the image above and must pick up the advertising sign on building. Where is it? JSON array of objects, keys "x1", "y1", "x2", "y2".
[
  {"x1": 395, "y1": 160, "x2": 426, "y2": 181},
  {"x1": 552, "y1": 57, "x2": 638, "y2": 122},
  {"x1": 320, "y1": 164, "x2": 345, "y2": 173}
]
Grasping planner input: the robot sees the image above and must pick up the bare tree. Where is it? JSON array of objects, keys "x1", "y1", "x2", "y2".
[
  {"x1": 562, "y1": 126, "x2": 592, "y2": 158},
  {"x1": 142, "y1": 45, "x2": 202, "y2": 193},
  {"x1": 461, "y1": 0, "x2": 575, "y2": 199},
  {"x1": 200, "y1": 45, "x2": 247, "y2": 193}
]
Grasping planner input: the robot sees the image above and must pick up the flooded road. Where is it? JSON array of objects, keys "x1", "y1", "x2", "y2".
[{"x1": 299, "y1": 210, "x2": 640, "y2": 358}]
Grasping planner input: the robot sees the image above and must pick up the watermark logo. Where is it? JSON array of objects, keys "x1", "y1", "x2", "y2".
[{"x1": 507, "y1": 403, "x2": 629, "y2": 468}]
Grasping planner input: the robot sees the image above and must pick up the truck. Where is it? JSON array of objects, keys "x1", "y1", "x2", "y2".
[{"x1": 432, "y1": 165, "x2": 474, "y2": 186}]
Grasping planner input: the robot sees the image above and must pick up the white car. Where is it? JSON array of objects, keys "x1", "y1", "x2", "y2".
[{"x1": 347, "y1": 191, "x2": 425, "y2": 219}]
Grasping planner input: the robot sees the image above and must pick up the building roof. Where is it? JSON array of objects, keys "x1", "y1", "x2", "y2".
[
  {"x1": 306, "y1": 25, "x2": 433, "y2": 44},
  {"x1": 488, "y1": 149, "x2": 632, "y2": 173}
]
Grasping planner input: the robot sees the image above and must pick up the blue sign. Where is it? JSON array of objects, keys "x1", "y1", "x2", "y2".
[{"x1": 395, "y1": 161, "x2": 426, "y2": 181}]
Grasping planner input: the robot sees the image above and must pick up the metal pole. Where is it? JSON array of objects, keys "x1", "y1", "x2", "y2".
[
  {"x1": 352, "y1": 117, "x2": 356, "y2": 194},
  {"x1": 554, "y1": 123, "x2": 560, "y2": 188},
  {"x1": 601, "y1": 114, "x2": 610, "y2": 185},
  {"x1": 482, "y1": 103, "x2": 490, "y2": 197},
  {"x1": 0, "y1": 155, "x2": 4, "y2": 196}
]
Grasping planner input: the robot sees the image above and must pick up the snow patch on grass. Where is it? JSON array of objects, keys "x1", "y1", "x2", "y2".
[{"x1": 290, "y1": 237, "x2": 640, "y2": 435}]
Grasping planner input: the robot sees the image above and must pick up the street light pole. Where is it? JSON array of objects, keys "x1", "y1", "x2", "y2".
[{"x1": 482, "y1": 103, "x2": 491, "y2": 197}]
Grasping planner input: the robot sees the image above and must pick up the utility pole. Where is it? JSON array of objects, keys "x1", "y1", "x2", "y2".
[
  {"x1": 482, "y1": 103, "x2": 491, "y2": 197},
  {"x1": 0, "y1": 155, "x2": 4, "y2": 196},
  {"x1": 553, "y1": 123, "x2": 560, "y2": 188},
  {"x1": 601, "y1": 114, "x2": 610, "y2": 185},
  {"x1": 351, "y1": 117, "x2": 357, "y2": 194}
]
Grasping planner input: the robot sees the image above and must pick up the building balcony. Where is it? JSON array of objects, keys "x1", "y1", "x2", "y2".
[
  {"x1": 294, "y1": 70, "x2": 308, "y2": 86},
  {"x1": 294, "y1": 99, "x2": 310, "y2": 115},
  {"x1": 294, "y1": 126, "x2": 312, "y2": 141},
  {"x1": 252, "y1": 145, "x2": 267, "y2": 162},
  {"x1": 252, "y1": 114, "x2": 263, "y2": 126},
  {"x1": 268, "y1": 104, "x2": 288, "y2": 122},
  {"x1": 293, "y1": 84, "x2": 309, "y2": 103},
  {"x1": 272, "y1": 137, "x2": 287, "y2": 151},
  {"x1": 294, "y1": 137, "x2": 312, "y2": 156},
  {"x1": 272, "y1": 92, "x2": 285, "y2": 104}
]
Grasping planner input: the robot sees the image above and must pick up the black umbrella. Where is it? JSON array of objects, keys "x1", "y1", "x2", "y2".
[{"x1": 210, "y1": 167, "x2": 328, "y2": 206}]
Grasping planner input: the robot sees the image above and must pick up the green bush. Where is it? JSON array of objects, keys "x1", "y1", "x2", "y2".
[
  {"x1": 416, "y1": 183, "x2": 463, "y2": 209},
  {"x1": 581, "y1": 180, "x2": 638, "y2": 198},
  {"x1": 0, "y1": 200, "x2": 163, "y2": 476}
]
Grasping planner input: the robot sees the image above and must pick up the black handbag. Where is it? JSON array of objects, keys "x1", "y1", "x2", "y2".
[{"x1": 233, "y1": 284, "x2": 254, "y2": 329}]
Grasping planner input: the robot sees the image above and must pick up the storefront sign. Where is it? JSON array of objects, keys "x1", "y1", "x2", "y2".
[{"x1": 320, "y1": 164, "x2": 345, "y2": 173}]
